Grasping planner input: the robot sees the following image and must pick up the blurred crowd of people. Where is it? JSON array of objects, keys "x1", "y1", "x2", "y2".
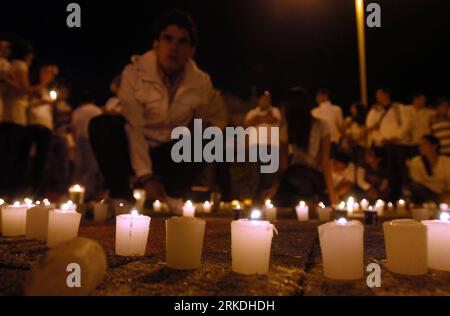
[{"x1": 1, "y1": 9, "x2": 449, "y2": 209}]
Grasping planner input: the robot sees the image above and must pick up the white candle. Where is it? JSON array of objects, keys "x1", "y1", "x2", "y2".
[
  {"x1": 0, "y1": 199, "x2": 4, "y2": 234},
  {"x1": 115, "y1": 210, "x2": 151, "y2": 256},
  {"x1": 346, "y1": 196, "x2": 355, "y2": 214},
  {"x1": 396, "y1": 199, "x2": 407, "y2": 215},
  {"x1": 231, "y1": 210, "x2": 276, "y2": 275},
  {"x1": 383, "y1": 219, "x2": 427, "y2": 275},
  {"x1": 182, "y1": 200, "x2": 196, "y2": 217},
  {"x1": 317, "y1": 202, "x2": 332, "y2": 222},
  {"x1": 68, "y1": 184, "x2": 85, "y2": 205},
  {"x1": 412, "y1": 208, "x2": 430, "y2": 221},
  {"x1": 202, "y1": 201, "x2": 212, "y2": 213},
  {"x1": 295, "y1": 201, "x2": 309, "y2": 222},
  {"x1": 47, "y1": 205, "x2": 81, "y2": 247},
  {"x1": 26, "y1": 201, "x2": 53, "y2": 240},
  {"x1": 375, "y1": 199, "x2": 385, "y2": 216},
  {"x1": 2, "y1": 202, "x2": 28, "y2": 236},
  {"x1": 93, "y1": 201, "x2": 108, "y2": 222},
  {"x1": 360, "y1": 199, "x2": 369, "y2": 210},
  {"x1": 166, "y1": 217, "x2": 206, "y2": 270},
  {"x1": 318, "y1": 218, "x2": 364, "y2": 280},
  {"x1": 422, "y1": 212, "x2": 450, "y2": 271},
  {"x1": 133, "y1": 189, "x2": 146, "y2": 211},
  {"x1": 264, "y1": 203, "x2": 277, "y2": 223}
]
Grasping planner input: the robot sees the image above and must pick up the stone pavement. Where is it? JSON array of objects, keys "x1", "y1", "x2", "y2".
[{"x1": 1, "y1": 210, "x2": 450, "y2": 296}]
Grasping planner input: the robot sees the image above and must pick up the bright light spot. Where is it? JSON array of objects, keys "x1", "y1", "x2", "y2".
[
  {"x1": 133, "y1": 192, "x2": 141, "y2": 199},
  {"x1": 336, "y1": 218, "x2": 348, "y2": 225},
  {"x1": 387, "y1": 202, "x2": 394, "y2": 208},
  {"x1": 24, "y1": 198, "x2": 33, "y2": 205},
  {"x1": 338, "y1": 201, "x2": 346, "y2": 210},
  {"x1": 131, "y1": 209, "x2": 139, "y2": 216},
  {"x1": 185, "y1": 200, "x2": 193, "y2": 207},
  {"x1": 318, "y1": 202, "x2": 325, "y2": 209},
  {"x1": 440, "y1": 212, "x2": 450, "y2": 222},
  {"x1": 265, "y1": 199, "x2": 272, "y2": 208},
  {"x1": 299, "y1": 201, "x2": 306, "y2": 207},
  {"x1": 250, "y1": 209, "x2": 262, "y2": 220},
  {"x1": 36, "y1": 201, "x2": 41, "y2": 205},
  {"x1": 0, "y1": 199, "x2": 4, "y2": 205},
  {"x1": 440, "y1": 203, "x2": 449, "y2": 212},
  {"x1": 119, "y1": 203, "x2": 124, "y2": 207},
  {"x1": 49, "y1": 90, "x2": 57, "y2": 101},
  {"x1": 398, "y1": 199, "x2": 406, "y2": 206},
  {"x1": 203, "y1": 201, "x2": 210, "y2": 207},
  {"x1": 13, "y1": 201, "x2": 20, "y2": 206},
  {"x1": 231, "y1": 200, "x2": 240, "y2": 207}
]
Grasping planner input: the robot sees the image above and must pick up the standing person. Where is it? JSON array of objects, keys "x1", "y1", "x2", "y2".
[
  {"x1": 27, "y1": 63, "x2": 59, "y2": 197},
  {"x1": 365, "y1": 88, "x2": 410, "y2": 201},
  {"x1": 409, "y1": 135, "x2": 450, "y2": 204},
  {"x1": 0, "y1": 33, "x2": 13, "y2": 122},
  {"x1": 71, "y1": 90, "x2": 103, "y2": 202},
  {"x1": 430, "y1": 97, "x2": 450, "y2": 156},
  {"x1": 89, "y1": 10, "x2": 227, "y2": 209},
  {"x1": 0, "y1": 40, "x2": 46, "y2": 198},
  {"x1": 341, "y1": 102, "x2": 368, "y2": 164},
  {"x1": 244, "y1": 90, "x2": 281, "y2": 201},
  {"x1": 405, "y1": 93, "x2": 434, "y2": 158},
  {"x1": 265, "y1": 87, "x2": 338, "y2": 206},
  {"x1": 311, "y1": 89, "x2": 344, "y2": 154}
]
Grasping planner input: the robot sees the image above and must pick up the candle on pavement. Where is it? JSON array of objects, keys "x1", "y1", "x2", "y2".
[
  {"x1": 422, "y1": 212, "x2": 450, "y2": 271},
  {"x1": 115, "y1": 210, "x2": 151, "y2": 256}
]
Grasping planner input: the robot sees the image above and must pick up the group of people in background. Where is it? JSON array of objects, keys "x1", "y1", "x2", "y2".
[{"x1": 1, "y1": 10, "x2": 449, "y2": 210}]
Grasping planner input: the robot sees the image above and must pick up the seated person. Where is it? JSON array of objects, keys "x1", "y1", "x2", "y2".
[
  {"x1": 409, "y1": 135, "x2": 450, "y2": 204},
  {"x1": 264, "y1": 87, "x2": 338, "y2": 206},
  {"x1": 332, "y1": 151, "x2": 372, "y2": 200},
  {"x1": 362, "y1": 147, "x2": 389, "y2": 201},
  {"x1": 89, "y1": 11, "x2": 227, "y2": 208}
]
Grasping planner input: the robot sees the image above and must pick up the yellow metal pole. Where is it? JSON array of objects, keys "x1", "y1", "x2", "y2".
[{"x1": 355, "y1": 0, "x2": 368, "y2": 106}]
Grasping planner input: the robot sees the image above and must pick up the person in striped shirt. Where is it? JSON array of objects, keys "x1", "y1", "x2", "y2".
[{"x1": 430, "y1": 97, "x2": 450, "y2": 156}]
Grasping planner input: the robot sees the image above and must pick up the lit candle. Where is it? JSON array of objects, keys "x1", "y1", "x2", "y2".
[
  {"x1": 317, "y1": 202, "x2": 332, "y2": 222},
  {"x1": 47, "y1": 203, "x2": 82, "y2": 247},
  {"x1": 375, "y1": 199, "x2": 385, "y2": 216},
  {"x1": 383, "y1": 219, "x2": 427, "y2": 275},
  {"x1": 133, "y1": 189, "x2": 146, "y2": 211},
  {"x1": 68, "y1": 184, "x2": 85, "y2": 205},
  {"x1": 166, "y1": 217, "x2": 206, "y2": 270},
  {"x1": 346, "y1": 196, "x2": 355, "y2": 214},
  {"x1": 231, "y1": 210, "x2": 276, "y2": 275},
  {"x1": 387, "y1": 202, "x2": 394, "y2": 211},
  {"x1": 439, "y1": 203, "x2": 449, "y2": 212},
  {"x1": 26, "y1": 200, "x2": 53, "y2": 240},
  {"x1": 60, "y1": 200, "x2": 77, "y2": 212},
  {"x1": 93, "y1": 200, "x2": 108, "y2": 222},
  {"x1": 396, "y1": 199, "x2": 407, "y2": 215},
  {"x1": 422, "y1": 212, "x2": 450, "y2": 271},
  {"x1": 153, "y1": 200, "x2": 162, "y2": 212},
  {"x1": 202, "y1": 201, "x2": 212, "y2": 214},
  {"x1": 360, "y1": 199, "x2": 369, "y2": 210},
  {"x1": 182, "y1": 200, "x2": 196, "y2": 217},
  {"x1": 412, "y1": 208, "x2": 430, "y2": 221},
  {"x1": 2, "y1": 202, "x2": 28, "y2": 236},
  {"x1": 49, "y1": 90, "x2": 58, "y2": 101},
  {"x1": 264, "y1": 202, "x2": 277, "y2": 223},
  {"x1": 115, "y1": 210, "x2": 151, "y2": 256},
  {"x1": 295, "y1": 201, "x2": 309, "y2": 222},
  {"x1": 318, "y1": 218, "x2": 364, "y2": 280},
  {"x1": 0, "y1": 198, "x2": 4, "y2": 234},
  {"x1": 232, "y1": 203, "x2": 242, "y2": 220},
  {"x1": 335, "y1": 201, "x2": 348, "y2": 219}
]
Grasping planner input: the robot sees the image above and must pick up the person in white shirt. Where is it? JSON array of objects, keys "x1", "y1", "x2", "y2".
[
  {"x1": 409, "y1": 135, "x2": 450, "y2": 204},
  {"x1": 365, "y1": 88, "x2": 411, "y2": 201},
  {"x1": 72, "y1": 90, "x2": 103, "y2": 201},
  {"x1": 0, "y1": 34, "x2": 13, "y2": 123},
  {"x1": 244, "y1": 90, "x2": 281, "y2": 200},
  {"x1": 89, "y1": 11, "x2": 227, "y2": 205},
  {"x1": 404, "y1": 93, "x2": 434, "y2": 157},
  {"x1": 104, "y1": 75, "x2": 122, "y2": 115},
  {"x1": 311, "y1": 89, "x2": 344, "y2": 152}
]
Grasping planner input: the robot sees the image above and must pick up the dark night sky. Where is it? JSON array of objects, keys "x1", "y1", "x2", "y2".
[{"x1": 1, "y1": 0, "x2": 449, "y2": 111}]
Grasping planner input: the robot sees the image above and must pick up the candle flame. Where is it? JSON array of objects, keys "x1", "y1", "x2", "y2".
[
  {"x1": 250, "y1": 209, "x2": 262, "y2": 220},
  {"x1": 440, "y1": 212, "x2": 450, "y2": 222},
  {"x1": 338, "y1": 201, "x2": 346, "y2": 210},
  {"x1": 231, "y1": 200, "x2": 240, "y2": 207},
  {"x1": 24, "y1": 197, "x2": 33, "y2": 205},
  {"x1": 336, "y1": 218, "x2": 348, "y2": 225},
  {"x1": 203, "y1": 201, "x2": 210, "y2": 207},
  {"x1": 0, "y1": 199, "x2": 4, "y2": 205},
  {"x1": 133, "y1": 192, "x2": 141, "y2": 199},
  {"x1": 185, "y1": 200, "x2": 193, "y2": 207},
  {"x1": 299, "y1": 201, "x2": 306, "y2": 207},
  {"x1": 119, "y1": 202, "x2": 124, "y2": 207},
  {"x1": 439, "y1": 203, "x2": 449, "y2": 212},
  {"x1": 154, "y1": 200, "x2": 161, "y2": 206},
  {"x1": 398, "y1": 199, "x2": 406, "y2": 206},
  {"x1": 49, "y1": 90, "x2": 57, "y2": 101},
  {"x1": 318, "y1": 202, "x2": 325, "y2": 209},
  {"x1": 13, "y1": 201, "x2": 20, "y2": 206},
  {"x1": 131, "y1": 209, "x2": 139, "y2": 216},
  {"x1": 265, "y1": 199, "x2": 272, "y2": 208},
  {"x1": 36, "y1": 201, "x2": 41, "y2": 205}
]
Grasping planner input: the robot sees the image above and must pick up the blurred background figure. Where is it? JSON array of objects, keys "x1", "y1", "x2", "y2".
[
  {"x1": 340, "y1": 102, "x2": 368, "y2": 165},
  {"x1": 431, "y1": 97, "x2": 450, "y2": 156},
  {"x1": 244, "y1": 90, "x2": 281, "y2": 202},
  {"x1": 104, "y1": 75, "x2": 122, "y2": 115},
  {"x1": 71, "y1": 90, "x2": 103, "y2": 201}
]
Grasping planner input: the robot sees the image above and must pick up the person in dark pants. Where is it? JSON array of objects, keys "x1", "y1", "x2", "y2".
[{"x1": 89, "y1": 11, "x2": 227, "y2": 205}]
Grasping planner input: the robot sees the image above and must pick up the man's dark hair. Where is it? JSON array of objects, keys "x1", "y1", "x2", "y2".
[
  {"x1": 316, "y1": 88, "x2": 331, "y2": 99},
  {"x1": 153, "y1": 10, "x2": 198, "y2": 47},
  {"x1": 435, "y1": 97, "x2": 449, "y2": 106},
  {"x1": 10, "y1": 39, "x2": 34, "y2": 61}
]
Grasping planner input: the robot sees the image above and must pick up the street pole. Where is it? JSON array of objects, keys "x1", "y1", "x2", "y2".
[{"x1": 355, "y1": 0, "x2": 368, "y2": 106}]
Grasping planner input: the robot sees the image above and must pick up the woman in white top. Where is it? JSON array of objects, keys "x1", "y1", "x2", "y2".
[
  {"x1": 409, "y1": 134, "x2": 450, "y2": 204},
  {"x1": 264, "y1": 87, "x2": 338, "y2": 206},
  {"x1": 341, "y1": 102, "x2": 368, "y2": 165}
]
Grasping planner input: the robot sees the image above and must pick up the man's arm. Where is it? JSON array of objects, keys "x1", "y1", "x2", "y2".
[{"x1": 196, "y1": 85, "x2": 228, "y2": 129}]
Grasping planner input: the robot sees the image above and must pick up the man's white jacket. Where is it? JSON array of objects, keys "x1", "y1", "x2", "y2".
[{"x1": 119, "y1": 50, "x2": 228, "y2": 177}]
